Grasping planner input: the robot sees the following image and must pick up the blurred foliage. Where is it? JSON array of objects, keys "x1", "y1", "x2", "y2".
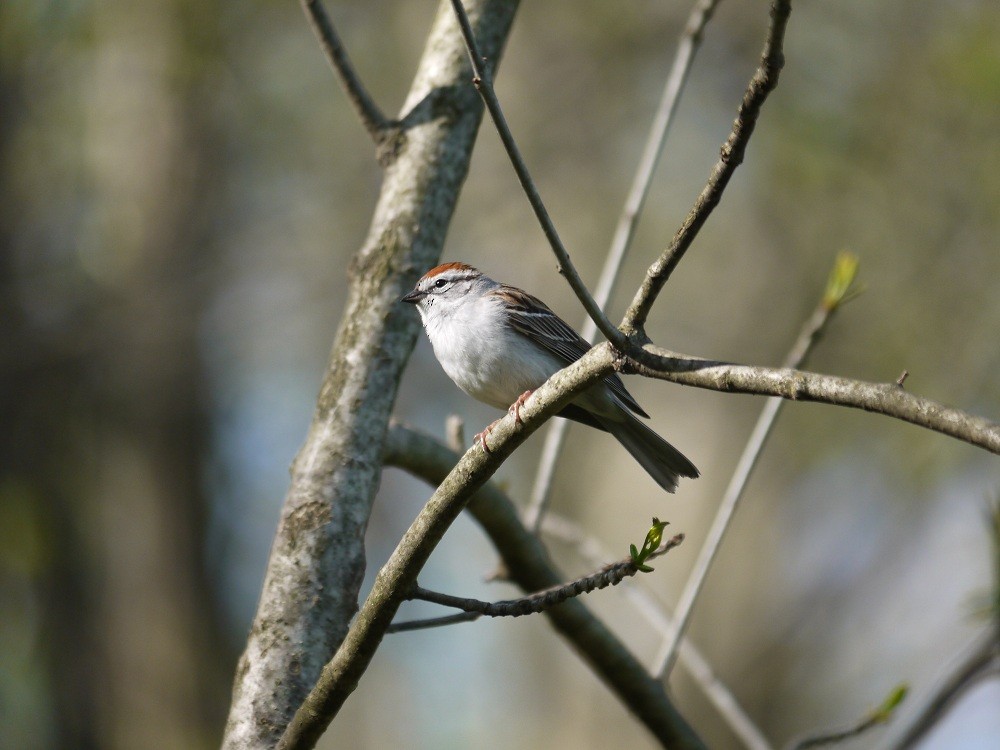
[{"x1": 1, "y1": 1, "x2": 998, "y2": 749}]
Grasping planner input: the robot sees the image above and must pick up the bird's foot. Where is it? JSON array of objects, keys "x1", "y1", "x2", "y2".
[
  {"x1": 475, "y1": 391, "x2": 533, "y2": 453},
  {"x1": 475, "y1": 419, "x2": 501, "y2": 454},
  {"x1": 508, "y1": 390, "x2": 533, "y2": 426}
]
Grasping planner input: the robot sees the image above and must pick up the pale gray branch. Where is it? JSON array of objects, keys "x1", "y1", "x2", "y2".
[
  {"x1": 629, "y1": 349, "x2": 1000, "y2": 455},
  {"x1": 653, "y1": 293, "x2": 842, "y2": 678}
]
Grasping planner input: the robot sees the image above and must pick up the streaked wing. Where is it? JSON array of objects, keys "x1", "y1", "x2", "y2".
[{"x1": 498, "y1": 285, "x2": 649, "y2": 418}]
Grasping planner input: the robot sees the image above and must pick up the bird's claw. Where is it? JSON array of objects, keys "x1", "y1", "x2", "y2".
[
  {"x1": 509, "y1": 390, "x2": 533, "y2": 426},
  {"x1": 475, "y1": 391, "x2": 532, "y2": 453},
  {"x1": 475, "y1": 419, "x2": 501, "y2": 454}
]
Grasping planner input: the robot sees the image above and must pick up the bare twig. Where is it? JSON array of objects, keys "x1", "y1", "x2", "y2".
[
  {"x1": 407, "y1": 535, "x2": 682, "y2": 619},
  {"x1": 623, "y1": 0, "x2": 792, "y2": 334},
  {"x1": 524, "y1": 0, "x2": 723, "y2": 532},
  {"x1": 881, "y1": 638, "x2": 998, "y2": 750},
  {"x1": 787, "y1": 684, "x2": 909, "y2": 750},
  {"x1": 653, "y1": 254, "x2": 857, "y2": 678},
  {"x1": 300, "y1": 0, "x2": 391, "y2": 140},
  {"x1": 387, "y1": 611, "x2": 481, "y2": 633},
  {"x1": 876, "y1": 512, "x2": 998, "y2": 750},
  {"x1": 540, "y1": 513, "x2": 774, "y2": 750},
  {"x1": 448, "y1": 0, "x2": 628, "y2": 353}
]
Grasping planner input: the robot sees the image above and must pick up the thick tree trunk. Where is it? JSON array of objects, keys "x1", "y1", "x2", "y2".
[{"x1": 221, "y1": 2, "x2": 520, "y2": 747}]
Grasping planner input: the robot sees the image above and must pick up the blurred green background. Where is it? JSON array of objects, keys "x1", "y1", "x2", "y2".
[{"x1": 2, "y1": 1, "x2": 998, "y2": 748}]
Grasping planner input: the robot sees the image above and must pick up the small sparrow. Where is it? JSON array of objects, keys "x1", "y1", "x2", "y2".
[{"x1": 401, "y1": 262, "x2": 699, "y2": 493}]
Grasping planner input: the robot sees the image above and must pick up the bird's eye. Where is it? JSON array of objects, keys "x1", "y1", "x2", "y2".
[{"x1": 434, "y1": 278, "x2": 448, "y2": 288}]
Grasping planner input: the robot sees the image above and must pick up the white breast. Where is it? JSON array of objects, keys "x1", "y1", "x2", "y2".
[{"x1": 422, "y1": 293, "x2": 562, "y2": 410}]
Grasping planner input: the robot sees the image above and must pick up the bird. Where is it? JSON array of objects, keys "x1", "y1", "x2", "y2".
[{"x1": 400, "y1": 262, "x2": 699, "y2": 492}]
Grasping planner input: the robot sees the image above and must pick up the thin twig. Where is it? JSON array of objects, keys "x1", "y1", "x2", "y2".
[
  {"x1": 787, "y1": 684, "x2": 909, "y2": 750},
  {"x1": 876, "y1": 636, "x2": 999, "y2": 748},
  {"x1": 623, "y1": 0, "x2": 792, "y2": 334},
  {"x1": 448, "y1": 0, "x2": 629, "y2": 352},
  {"x1": 653, "y1": 292, "x2": 842, "y2": 678},
  {"x1": 387, "y1": 611, "x2": 481, "y2": 633},
  {"x1": 540, "y1": 513, "x2": 773, "y2": 750},
  {"x1": 524, "y1": 0, "x2": 723, "y2": 532},
  {"x1": 301, "y1": 0, "x2": 392, "y2": 140},
  {"x1": 407, "y1": 535, "x2": 683, "y2": 619}
]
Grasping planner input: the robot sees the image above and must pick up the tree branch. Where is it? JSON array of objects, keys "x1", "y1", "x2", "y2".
[
  {"x1": 407, "y1": 534, "x2": 683, "y2": 619},
  {"x1": 388, "y1": 611, "x2": 482, "y2": 633},
  {"x1": 525, "y1": 0, "x2": 723, "y2": 532},
  {"x1": 383, "y1": 421, "x2": 706, "y2": 750},
  {"x1": 300, "y1": 0, "x2": 392, "y2": 142},
  {"x1": 623, "y1": 0, "x2": 792, "y2": 333},
  {"x1": 448, "y1": 0, "x2": 629, "y2": 353},
  {"x1": 627, "y1": 350, "x2": 1000, "y2": 455}
]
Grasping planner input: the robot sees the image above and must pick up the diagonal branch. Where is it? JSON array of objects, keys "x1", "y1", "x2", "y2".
[
  {"x1": 300, "y1": 0, "x2": 392, "y2": 141},
  {"x1": 525, "y1": 0, "x2": 724, "y2": 532},
  {"x1": 383, "y1": 421, "x2": 706, "y2": 749},
  {"x1": 653, "y1": 254, "x2": 856, "y2": 678},
  {"x1": 448, "y1": 0, "x2": 629, "y2": 353},
  {"x1": 275, "y1": 347, "x2": 625, "y2": 750},
  {"x1": 623, "y1": 0, "x2": 792, "y2": 334}
]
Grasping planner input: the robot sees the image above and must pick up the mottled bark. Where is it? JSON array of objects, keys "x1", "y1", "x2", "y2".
[{"x1": 222, "y1": 2, "x2": 520, "y2": 747}]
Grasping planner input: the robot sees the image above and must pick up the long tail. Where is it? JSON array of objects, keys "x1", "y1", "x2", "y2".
[{"x1": 598, "y1": 412, "x2": 699, "y2": 493}]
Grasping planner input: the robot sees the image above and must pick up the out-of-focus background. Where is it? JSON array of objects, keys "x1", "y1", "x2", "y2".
[{"x1": 2, "y1": 0, "x2": 998, "y2": 748}]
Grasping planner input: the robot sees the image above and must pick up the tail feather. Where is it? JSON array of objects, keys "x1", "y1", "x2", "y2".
[{"x1": 598, "y1": 412, "x2": 698, "y2": 493}]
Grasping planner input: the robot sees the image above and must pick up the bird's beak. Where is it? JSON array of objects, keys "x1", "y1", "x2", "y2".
[{"x1": 399, "y1": 287, "x2": 425, "y2": 304}]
